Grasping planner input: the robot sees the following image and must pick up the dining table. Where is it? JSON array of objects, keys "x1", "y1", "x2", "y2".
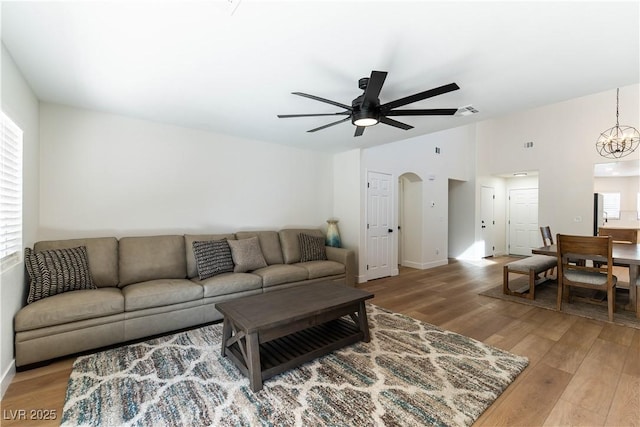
[{"x1": 532, "y1": 243, "x2": 640, "y2": 318}]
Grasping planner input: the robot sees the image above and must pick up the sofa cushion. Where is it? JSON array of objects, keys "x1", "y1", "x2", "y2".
[
  {"x1": 236, "y1": 231, "x2": 284, "y2": 265},
  {"x1": 34, "y1": 237, "x2": 118, "y2": 287},
  {"x1": 15, "y1": 288, "x2": 124, "y2": 332},
  {"x1": 298, "y1": 233, "x2": 328, "y2": 262},
  {"x1": 192, "y1": 272, "x2": 263, "y2": 298},
  {"x1": 279, "y1": 228, "x2": 324, "y2": 264},
  {"x1": 121, "y1": 279, "x2": 203, "y2": 311},
  {"x1": 252, "y1": 264, "x2": 308, "y2": 288},
  {"x1": 192, "y1": 239, "x2": 234, "y2": 280},
  {"x1": 25, "y1": 246, "x2": 97, "y2": 304},
  {"x1": 119, "y1": 235, "x2": 186, "y2": 286},
  {"x1": 297, "y1": 260, "x2": 345, "y2": 279},
  {"x1": 228, "y1": 237, "x2": 268, "y2": 273},
  {"x1": 184, "y1": 234, "x2": 236, "y2": 279}
]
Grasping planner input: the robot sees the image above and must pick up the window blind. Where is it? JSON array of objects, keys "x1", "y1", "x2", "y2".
[
  {"x1": 1, "y1": 112, "x2": 23, "y2": 269},
  {"x1": 602, "y1": 192, "x2": 620, "y2": 220}
]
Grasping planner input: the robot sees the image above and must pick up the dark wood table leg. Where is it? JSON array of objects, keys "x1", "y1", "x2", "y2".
[
  {"x1": 221, "y1": 317, "x2": 232, "y2": 357},
  {"x1": 629, "y1": 264, "x2": 639, "y2": 318},
  {"x1": 358, "y1": 301, "x2": 370, "y2": 342},
  {"x1": 246, "y1": 331, "x2": 262, "y2": 392}
]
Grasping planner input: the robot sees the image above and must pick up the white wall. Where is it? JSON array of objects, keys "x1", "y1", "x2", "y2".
[
  {"x1": 0, "y1": 44, "x2": 40, "y2": 398},
  {"x1": 39, "y1": 104, "x2": 334, "y2": 238},
  {"x1": 477, "y1": 84, "x2": 640, "y2": 243},
  {"x1": 361, "y1": 124, "x2": 476, "y2": 280},
  {"x1": 358, "y1": 84, "x2": 639, "y2": 273},
  {"x1": 332, "y1": 149, "x2": 361, "y2": 253}
]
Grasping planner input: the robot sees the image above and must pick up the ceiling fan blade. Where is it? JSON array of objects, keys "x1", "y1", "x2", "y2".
[
  {"x1": 277, "y1": 112, "x2": 350, "y2": 118},
  {"x1": 307, "y1": 116, "x2": 351, "y2": 133},
  {"x1": 362, "y1": 71, "x2": 387, "y2": 106},
  {"x1": 380, "y1": 83, "x2": 460, "y2": 111},
  {"x1": 354, "y1": 126, "x2": 365, "y2": 137},
  {"x1": 292, "y1": 92, "x2": 352, "y2": 110},
  {"x1": 385, "y1": 108, "x2": 458, "y2": 116},
  {"x1": 379, "y1": 116, "x2": 413, "y2": 130}
]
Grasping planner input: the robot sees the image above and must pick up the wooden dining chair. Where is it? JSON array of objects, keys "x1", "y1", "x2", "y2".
[
  {"x1": 556, "y1": 234, "x2": 617, "y2": 321},
  {"x1": 598, "y1": 227, "x2": 638, "y2": 244},
  {"x1": 540, "y1": 226, "x2": 554, "y2": 246},
  {"x1": 596, "y1": 227, "x2": 638, "y2": 268},
  {"x1": 539, "y1": 226, "x2": 556, "y2": 277}
]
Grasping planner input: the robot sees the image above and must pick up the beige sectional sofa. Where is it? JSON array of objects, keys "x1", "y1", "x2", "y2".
[{"x1": 14, "y1": 228, "x2": 355, "y2": 367}]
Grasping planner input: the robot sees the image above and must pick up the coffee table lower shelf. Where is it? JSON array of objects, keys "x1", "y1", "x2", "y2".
[{"x1": 224, "y1": 318, "x2": 361, "y2": 387}]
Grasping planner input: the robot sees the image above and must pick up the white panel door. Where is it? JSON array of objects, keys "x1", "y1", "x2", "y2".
[
  {"x1": 480, "y1": 186, "x2": 495, "y2": 257},
  {"x1": 509, "y1": 188, "x2": 539, "y2": 255},
  {"x1": 367, "y1": 171, "x2": 393, "y2": 280}
]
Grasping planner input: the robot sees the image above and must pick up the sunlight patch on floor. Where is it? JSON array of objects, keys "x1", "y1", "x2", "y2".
[{"x1": 457, "y1": 257, "x2": 500, "y2": 267}]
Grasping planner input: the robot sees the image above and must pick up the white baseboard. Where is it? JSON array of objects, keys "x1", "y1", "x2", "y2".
[
  {"x1": 401, "y1": 261, "x2": 424, "y2": 269},
  {"x1": 402, "y1": 259, "x2": 449, "y2": 270},
  {"x1": 424, "y1": 259, "x2": 449, "y2": 269},
  {"x1": 1, "y1": 359, "x2": 16, "y2": 400}
]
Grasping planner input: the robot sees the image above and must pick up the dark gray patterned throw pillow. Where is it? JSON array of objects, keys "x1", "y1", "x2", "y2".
[
  {"x1": 25, "y1": 246, "x2": 96, "y2": 304},
  {"x1": 192, "y1": 239, "x2": 235, "y2": 280},
  {"x1": 298, "y1": 233, "x2": 328, "y2": 262}
]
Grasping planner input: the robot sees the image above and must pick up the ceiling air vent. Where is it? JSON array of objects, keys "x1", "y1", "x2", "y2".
[{"x1": 456, "y1": 105, "x2": 479, "y2": 116}]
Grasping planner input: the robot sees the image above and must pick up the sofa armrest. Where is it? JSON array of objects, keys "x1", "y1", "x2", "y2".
[{"x1": 325, "y1": 246, "x2": 356, "y2": 287}]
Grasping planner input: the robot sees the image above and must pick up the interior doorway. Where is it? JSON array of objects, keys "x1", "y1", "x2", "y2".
[{"x1": 398, "y1": 173, "x2": 423, "y2": 268}]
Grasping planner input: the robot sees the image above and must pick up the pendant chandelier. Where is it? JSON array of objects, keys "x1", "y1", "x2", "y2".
[{"x1": 595, "y1": 88, "x2": 639, "y2": 159}]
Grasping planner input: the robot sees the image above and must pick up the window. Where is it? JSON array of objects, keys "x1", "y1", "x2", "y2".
[
  {"x1": 1, "y1": 112, "x2": 23, "y2": 270},
  {"x1": 602, "y1": 192, "x2": 620, "y2": 220}
]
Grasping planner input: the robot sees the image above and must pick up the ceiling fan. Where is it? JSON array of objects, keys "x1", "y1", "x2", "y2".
[{"x1": 277, "y1": 70, "x2": 460, "y2": 137}]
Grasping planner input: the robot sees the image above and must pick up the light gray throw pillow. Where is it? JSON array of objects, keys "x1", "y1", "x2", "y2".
[{"x1": 227, "y1": 236, "x2": 268, "y2": 273}]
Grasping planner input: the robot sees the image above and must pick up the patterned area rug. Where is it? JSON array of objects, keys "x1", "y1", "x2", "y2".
[
  {"x1": 481, "y1": 278, "x2": 640, "y2": 330},
  {"x1": 61, "y1": 304, "x2": 528, "y2": 427}
]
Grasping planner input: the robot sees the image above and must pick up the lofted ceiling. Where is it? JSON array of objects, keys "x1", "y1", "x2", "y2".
[{"x1": 2, "y1": 1, "x2": 639, "y2": 153}]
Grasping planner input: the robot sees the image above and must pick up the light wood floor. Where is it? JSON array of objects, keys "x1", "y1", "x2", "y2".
[{"x1": 1, "y1": 256, "x2": 638, "y2": 426}]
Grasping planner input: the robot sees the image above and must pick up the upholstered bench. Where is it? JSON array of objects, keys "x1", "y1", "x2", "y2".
[{"x1": 503, "y1": 255, "x2": 557, "y2": 300}]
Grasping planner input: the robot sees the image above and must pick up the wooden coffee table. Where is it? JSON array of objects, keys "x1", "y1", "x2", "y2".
[{"x1": 215, "y1": 282, "x2": 374, "y2": 392}]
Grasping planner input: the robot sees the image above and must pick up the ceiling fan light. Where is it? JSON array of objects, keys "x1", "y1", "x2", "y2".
[
  {"x1": 352, "y1": 109, "x2": 379, "y2": 127},
  {"x1": 353, "y1": 117, "x2": 378, "y2": 127}
]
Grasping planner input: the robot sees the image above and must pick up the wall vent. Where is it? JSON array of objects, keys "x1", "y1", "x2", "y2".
[
  {"x1": 523, "y1": 141, "x2": 534, "y2": 148},
  {"x1": 456, "y1": 105, "x2": 479, "y2": 116}
]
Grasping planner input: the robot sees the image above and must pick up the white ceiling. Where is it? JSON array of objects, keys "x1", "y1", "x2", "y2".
[{"x1": 2, "y1": 1, "x2": 639, "y2": 153}]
